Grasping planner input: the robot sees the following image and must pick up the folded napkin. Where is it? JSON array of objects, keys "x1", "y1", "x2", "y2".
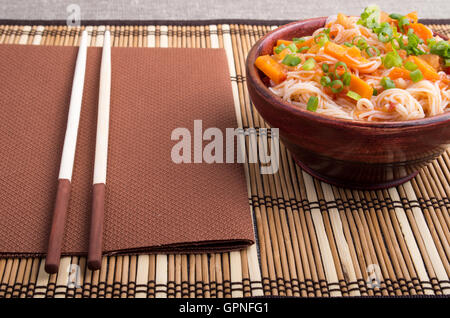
[{"x1": 0, "y1": 44, "x2": 254, "y2": 256}]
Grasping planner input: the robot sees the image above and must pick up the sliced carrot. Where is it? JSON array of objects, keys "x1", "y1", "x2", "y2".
[
  {"x1": 406, "y1": 11, "x2": 418, "y2": 23},
  {"x1": 324, "y1": 42, "x2": 347, "y2": 59},
  {"x1": 276, "y1": 39, "x2": 293, "y2": 47},
  {"x1": 337, "y1": 13, "x2": 352, "y2": 29},
  {"x1": 408, "y1": 23, "x2": 433, "y2": 42},
  {"x1": 255, "y1": 55, "x2": 287, "y2": 84},
  {"x1": 418, "y1": 54, "x2": 441, "y2": 71},
  {"x1": 274, "y1": 48, "x2": 291, "y2": 61},
  {"x1": 408, "y1": 55, "x2": 440, "y2": 80},
  {"x1": 346, "y1": 46, "x2": 364, "y2": 59},
  {"x1": 295, "y1": 37, "x2": 315, "y2": 49},
  {"x1": 349, "y1": 74, "x2": 373, "y2": 99},
  {"x1": 307, "y1": 44, "x2": 322, "y2": 54},
  {"x1": 388, "y1": 67, "x2": 410, "y2": 80},
  {"x1": 324, "y1": 42, "x2": 368, "y2": 65},
  {"x1": 273, "y1": 40, "x2": 293, "y2": 54},
  {"x1": 380, "y1": 11, "x2": 395, "y2": 24}
]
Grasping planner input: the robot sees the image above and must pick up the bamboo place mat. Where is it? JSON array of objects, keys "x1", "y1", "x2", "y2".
[{"x1": 0, "y1": 22, "x2": 449, "y2": 298}]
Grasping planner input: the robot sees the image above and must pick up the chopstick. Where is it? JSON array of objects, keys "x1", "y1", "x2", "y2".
[
  {"x1": 87, "y1": 30, "x2": 111, "y2": 270},
  {"x1": 45, "y1": 30, "x2": 88, "y2": 274}
]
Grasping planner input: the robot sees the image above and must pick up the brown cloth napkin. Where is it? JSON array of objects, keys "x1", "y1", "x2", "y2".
[{"x1": 0, "y1": 44, "x2": 254, "y2": 256}]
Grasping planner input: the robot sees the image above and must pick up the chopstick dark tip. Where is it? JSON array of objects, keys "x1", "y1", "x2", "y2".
[
  {"x1": 87, "y1": 259, "x2": 102, "y2": 270},
  {"x1": 44, "y1": 263, "x2": 59, "y2": 274},
  {"x1": 87, "y1": 183, "x2": 106, "y2": 271}
]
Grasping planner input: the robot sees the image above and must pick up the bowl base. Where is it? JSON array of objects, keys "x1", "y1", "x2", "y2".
[{"x1": 293, "y1": 157, "x2": 418, "y2": 190}]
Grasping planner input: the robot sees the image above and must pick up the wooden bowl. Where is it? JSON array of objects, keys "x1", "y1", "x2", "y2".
[{"x1": 246, "y1": 17, "x2": 450, "y2": 189}]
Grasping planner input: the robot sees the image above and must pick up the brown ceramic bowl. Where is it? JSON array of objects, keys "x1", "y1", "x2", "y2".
[{"x1": 246, "y1": 17, "x2": 450, "y2": 189}]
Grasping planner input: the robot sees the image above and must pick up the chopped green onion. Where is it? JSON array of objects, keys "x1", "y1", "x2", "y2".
[
  {"x1": 347, "y1": 90, "x2": 362, "y2": 101},
  {"x1": 398, "y1": 16, "x2": 410, "y2": 33},
  {"x1": 334, "y1": 61, "x2": 348, "y2": 79},
  {"x1": 302, "y1": 58, "x2": 316, "y2": 70},
  {"x1": 320, "y1": 75, "x2": 331, "y2": 87},
  {"x1": 429, "y1": 40, "x2": 450, "y2": 60},
  {"x1": 282, "y1": 54, "x2": 302, "y2": 66},
  {"x1": 293, "y1": 37, "x2": 306, "y2": 44},
  {"x1": 343, "y1": 42, "x2": 354, "y2": 47},
  {"x1": 352, "y1": 36, "x2": 368, "y2": 50},
  {"x1": 314, "y1": 33, "x2": 329, "y2": 46},
  {"x1": 365, "y1": 46, "x2": 380, "y2": 57},
  {"x1": 373, "y1": 88, "x2": 378, "y2": 96},
  {"x1": 390, "y1": 37, "x2": 403, "y2": 50},
  {"x1": 342, "y1": 72, "x2": 351, "y2": 86},
  {"x1": 410, "y1": 69, "x2": 423, "y2": 82},
  {"x1": 330, "y1": 80, "x2": 344, "y2": 93},
  {"x1": 288, "y1": 43, "x2": 298, "y2": 53},
  {"x1": 404, "y1": 61, "x2": 418, "y2": 71},
  {"x1": 375, "y1": 22, "x2": 393, "y2": 43},
  {"x1": 427, "y1": 38, "x2": 437, "y2": 47},
  {"x1": 274, "y1": 43, "x2": 287, "y2": 54},
  {"x1": 380, "y1": 77, "x2": 396, "y2": 90},
  {"x1": 298, "y1": 46, "x2": 310, "y2": 52},
  {"x1": 383, "y1": 51, "x2": 403, "y2": 68},
  {"x1": 357, "y1": 5, "x2": 381, "y2": 29},
  {"x1": 405, "y1": 30, "x2": 425, "y2": 55},
  {"x1": 352, "y1": 36, "x2": 365, "y2": 45},
  {"x1": 323, "y1": 28, "x2": 331, "y2": 35},
  {"x1": 389, "y1": 13, "x2": 403, "y2": 20},
  {"x1": 307, "y1": 96, "x2": 319, "y2": 112},
  {"x1": 322, "y1": 63, "x2": 329, "y2": 73},
  {"x1": 389, "y1": 14, "x2": 410, "y2": 33}
]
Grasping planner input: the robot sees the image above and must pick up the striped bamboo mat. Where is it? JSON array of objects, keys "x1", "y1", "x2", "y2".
[{"x1": 0, "y1": 23, "x2": 449, "y2": 298}]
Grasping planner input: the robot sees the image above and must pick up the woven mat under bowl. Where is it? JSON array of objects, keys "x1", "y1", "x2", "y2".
[{"x1": 0, "y1": 22, "x2": 449, "y2": 298}]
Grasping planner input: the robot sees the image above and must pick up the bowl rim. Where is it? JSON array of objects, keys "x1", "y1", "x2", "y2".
[{"x1": 246, "y1": 17, "x2": 450, "y2": 129}]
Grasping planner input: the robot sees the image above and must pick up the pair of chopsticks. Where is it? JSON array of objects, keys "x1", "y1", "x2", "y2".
[{"x1": 45, "y1": 30, "x2": 111, "y2": 274}]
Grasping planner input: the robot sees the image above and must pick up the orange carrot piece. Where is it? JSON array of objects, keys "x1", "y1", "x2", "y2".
[
  {"x1": 408, "y1": 23, "x2": 433, "y2": 42},
  {"x1": 324, "y1": 42, "x2": 347, "y2": 58},
  {"x1": 295, "y1": 37, "x2": 315, "y2": 49},
  {"x1": 409, "y1": 56, "x2": 440, "y2": 80},
  {"x1": 388, "y1": 67, "x2": 410, "y2": 80},
  {"x1": 406, "y1": 11, "x2": 418, "y2": 23},
  {"x1": 418, "y1": 54, "x2": 441, "y2": 71},
  {"x1": 273, "y1": 40, "x2": 293, "y2": 54},
  {"x1": 349, "y1": 74, "x2": 373, "y2": 99},
  {"x1": 274, "y1": 48, "x2": 291, "y2": 61},
  {"x1": 324, "y1": 42, "x2": 368, "y2": 65},
  {"x1": 276, "y1": 39, "x2": 293, "y2": 47},
  {"x1": 308, "y1": 44, "x2": 322, "y2": 54},
  {"x1": 255, "y1": 55, "x2": 287, "y2": 84},
  {"x1": 337, "y1": 13, "x2": 352, "y2": 29},
  {"x1": 380, "y1": 11, "x2": 395, "y2": 24}
]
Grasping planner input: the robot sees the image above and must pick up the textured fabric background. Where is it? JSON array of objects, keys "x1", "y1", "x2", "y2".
[
  {"x1": 0, "y1": 45, "x2": 254, "y2": 255},
  {"x1": 0, "y1": 0, "x2": 448, "y2": 21}
]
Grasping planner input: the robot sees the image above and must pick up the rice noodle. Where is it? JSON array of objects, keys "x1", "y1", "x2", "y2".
[{"x1": 266, "y1": 12, "x2": 450, "y2": 122}]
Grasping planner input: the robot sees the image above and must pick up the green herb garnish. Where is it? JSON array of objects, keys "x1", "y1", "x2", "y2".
[
  {"x1": 404, "y1": 61, "x2": 418, "y2": 71},
  {"x1": 380, "y1": 77, "x2": 396, "y2": 89},
  {"x1": 307, "y1": 96, "x2": 319, "y2": 112},
  {"x1": 282, "y1": 54, "x2": 301, "y2": 66},
  {"x1": 330, "y1": 80, "x2": 344, "y2": 93},
  {"x1": 274, "y1": 43, "x2": 287, "y2": 54},
  {"x1": 302, "y1": 58, "x2": 316, "y2": 70},
  {"x1": 320, "y1": 75, "x2": 331, "y2": 86},
  {"x1": 383, "y1": 50, "x2": 403, "y2": 68},
  {"x1": 410, "y1": 69, "x2": 423, "y2": 82},
  {"x1": 288, "y1": 43, "x2": 298, "y2": 53},
  {"x1": 347, "y1": 90, "x2": 362, "y2": 101}
]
